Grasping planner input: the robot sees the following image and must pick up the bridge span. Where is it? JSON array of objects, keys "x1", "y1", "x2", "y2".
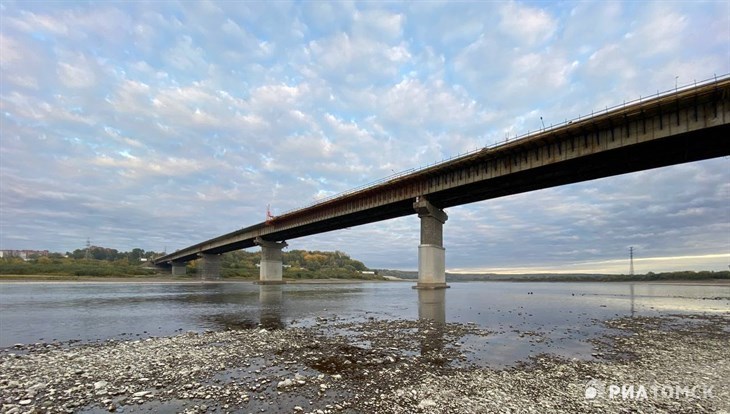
[{"x1": 154, "y1": 76, "x2": 730, "y2": 288}]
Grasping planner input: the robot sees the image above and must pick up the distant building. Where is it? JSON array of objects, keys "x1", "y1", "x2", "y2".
[{"x1": 0, "y1": 250, "x2": 50, "y2": 260}]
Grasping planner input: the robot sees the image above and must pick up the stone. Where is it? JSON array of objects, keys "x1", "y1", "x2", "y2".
[
  {"x1": 417, "y1": 399, "x2": 437, "y2": 409},
  {"x1": 276, "y1": 379, "x2": 293, "y2": 389}
]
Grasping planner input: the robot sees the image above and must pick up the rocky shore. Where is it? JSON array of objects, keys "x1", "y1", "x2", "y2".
[{"x1": 1, "y1": 314, "x2": 728, "y2": 413}]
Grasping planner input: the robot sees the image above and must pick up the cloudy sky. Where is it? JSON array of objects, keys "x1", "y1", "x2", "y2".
[{"x1": 1, "y1": 1, "x2": 728, "y2": 274}]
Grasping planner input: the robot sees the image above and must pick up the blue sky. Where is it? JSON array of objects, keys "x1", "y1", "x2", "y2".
[{"x1": 1, "y1": 1, "x2": 728, "y2": 273}]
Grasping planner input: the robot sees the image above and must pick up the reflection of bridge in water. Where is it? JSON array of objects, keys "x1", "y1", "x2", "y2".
[
  {"x1": 255, "y1": 285, "x2": 447, "y2": 329},
  {"x1": 202, "y1": 283, "x2": 652, "y2": 366},
  {"x1": 254, "y1": 285, "x2": 450, "y2": 359},
  {"x1": 418, "y1": 289, "x2": 446, "y2": 358},
  {"x1": 259, "y1": 285, "x2": 285, "y2": 330}
]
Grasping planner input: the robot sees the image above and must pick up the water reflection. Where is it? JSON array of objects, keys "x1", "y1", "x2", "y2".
[
  {"x1": 418, "y1": 289, "x2": 446, "y2": 323},
  {"x1": 417, "y1": 289, "x2": 446, "y2": 360},
  {"x1": 2, "y1": 281, "x2": 727, "y2": 364},
  {"x1": 630, "y1": 283, "x2": 635, "y2": 317},
  {"x1": 259, "y1": 285, "x2": 284, "y2": 330}
]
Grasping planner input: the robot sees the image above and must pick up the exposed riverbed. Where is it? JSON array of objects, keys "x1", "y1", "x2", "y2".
[{"x1": 1, "y1": 313, "x2": 728, "y2": 413}]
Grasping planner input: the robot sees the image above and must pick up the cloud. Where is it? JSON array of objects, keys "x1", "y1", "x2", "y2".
[
  {"x1": 636, "y1": 8, "x2": 688, "y2": 56},
  {"x1": 57, "y1": 55, "x2": 97, "y2": 89},
  {"x1": 498, "y1": 1, "x2": 557, "y2": 46},
  {"x1": 91, "y1": 153, "x2": 204, "y2": 179},
  {"x1": 352, "y1": 9, "x2": 405, "y2": 41},
  {"x1": 163, "y1": 35, "x2": 208, "y2": 73},
  {"x1": 0, "y1": 1, "x2": 727, "y2": 274},
  {"x1": 307, "y1": 32, "x2": 411, "y2": 86}
]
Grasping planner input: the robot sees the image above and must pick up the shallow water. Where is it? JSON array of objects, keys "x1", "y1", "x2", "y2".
[{"x1": 1, "y1": 281, "x2": 728, "y2": 366}]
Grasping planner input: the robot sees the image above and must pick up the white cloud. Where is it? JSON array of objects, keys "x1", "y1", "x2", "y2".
[
  {"x1": 12, "y1": 10, "x2": 69, "y2": 35},
  {"x1": 0, "y1": 34, "x2": 23, "y2": 66},
  {"x1": 353, "y1": 9, "x2": 404, "y2": 41},
  {"x1": 508, "y1": 52, "x2": 579, "y2": 90},
  {"x1": 637, "y1": 9, "x2": 687, "y2": 56},
  {"x1": 57, "y1": 56, "x2": 97, "y2": 89},
  {"x1": 307, "y1": 32, "x2": 411, "y2": 85},
  {"x1": 164, "y1": 35, "x2": 208, "y2": 73},
  {"x1": 381, "y1": 78, "x2": 482, "y2": 126},
  {"x1": 109, "y1": 79, "x2": 152, "y2": 115},
  {"x1": 498, "y1": 1, "x2": 557, "y2": 46}
]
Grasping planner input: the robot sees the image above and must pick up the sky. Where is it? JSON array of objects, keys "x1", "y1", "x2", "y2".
[{"x1": 1, "y1": 1, "x2": 729, "y2": 274}]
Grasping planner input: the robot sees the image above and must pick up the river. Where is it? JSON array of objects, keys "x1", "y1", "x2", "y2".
[{"x1": 1, "y1": 280, "x2": 728, "y2": 367}]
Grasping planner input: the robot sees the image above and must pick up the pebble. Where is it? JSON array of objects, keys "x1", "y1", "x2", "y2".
[
  {"x1": 277, "y1": 379, "x2": 293, "y2": 389},
  {"x1": 417, "y1": 399, "x2": 437, "y2": 409}
]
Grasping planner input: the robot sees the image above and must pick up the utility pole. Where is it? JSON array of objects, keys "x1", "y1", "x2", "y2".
[{"x1": 629, "y1": 246, "x2": 634, "y2": 276}]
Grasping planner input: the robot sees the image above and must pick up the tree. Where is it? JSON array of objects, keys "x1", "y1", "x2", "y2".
[{"x1": 129, "y1": 248, "x2": 145, "y2": 262}]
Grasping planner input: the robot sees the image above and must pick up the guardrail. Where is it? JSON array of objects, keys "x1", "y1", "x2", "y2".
[{"x1": 277, "y1": 73, "x2": 729, "y2": 217}]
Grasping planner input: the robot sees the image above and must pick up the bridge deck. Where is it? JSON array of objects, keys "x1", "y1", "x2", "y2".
[{"x1": 154, "y1": 77, "x2": 730, "y2": 265}]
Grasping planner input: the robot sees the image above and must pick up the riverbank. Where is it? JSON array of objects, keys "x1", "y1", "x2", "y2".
[{"x1": 1, "y1": 313, "x2": 727, "y2": 413}]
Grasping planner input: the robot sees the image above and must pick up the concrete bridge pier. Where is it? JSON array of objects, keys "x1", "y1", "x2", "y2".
[
  {"x1": 171, "y1": 262, "x2": 187, "y2": 276},
  {"x1": 413, "y1": 197, "x2": 449, "y2": 289},
  {"x1": 198, "y1": 253, "x2": 221, "y2": 280},
  {"x1": 255, "y1": 237, "x2": 288, "y2": 285}
]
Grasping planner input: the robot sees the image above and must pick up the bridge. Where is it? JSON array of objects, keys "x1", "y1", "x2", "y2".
[{"x1": 154, "y1": 76, "x2": 730, "y2": 288}]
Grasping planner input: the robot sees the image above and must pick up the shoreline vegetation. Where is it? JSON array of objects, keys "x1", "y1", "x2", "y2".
[
  {"x1": 1, "y1": 247, "x2": 727, "y2": 283},
  {"x1": 0, "y1": 248, "x2": 384, "y2": 281}
]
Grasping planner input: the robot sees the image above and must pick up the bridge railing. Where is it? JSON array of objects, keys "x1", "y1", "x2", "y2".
[{"x1": 277, "y1": 73, "x2": 729, "y2": 218}]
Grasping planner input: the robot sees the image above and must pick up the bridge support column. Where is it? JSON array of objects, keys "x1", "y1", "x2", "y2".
[
  {"x1": 255, "y1": 237, "x2": 288, "y2": 285},
  {"x1": 171, "y1": 262, "x2": 187, "y2": 276},
  {"x1": 198, "y1": 253, "x2": 221, "y2": 280},
  {"x1": 413, "y1": 198, "x2": 449, "y2": 289}
]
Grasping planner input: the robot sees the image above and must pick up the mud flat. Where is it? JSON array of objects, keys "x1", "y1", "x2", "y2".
[{"x1": 1, "y1": 314, "x2": 728, "y2": 413}]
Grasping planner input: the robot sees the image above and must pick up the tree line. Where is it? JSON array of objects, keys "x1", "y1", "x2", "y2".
[
  {"x1": 0, "y1": 247, "x2": 378, "y2": 280},
  {"x1": 202, "y1": 249, "x2": 375, "y2": 279},
  {"x1": 65, "y1": 246, "x2": 162, "y2": 262}
]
